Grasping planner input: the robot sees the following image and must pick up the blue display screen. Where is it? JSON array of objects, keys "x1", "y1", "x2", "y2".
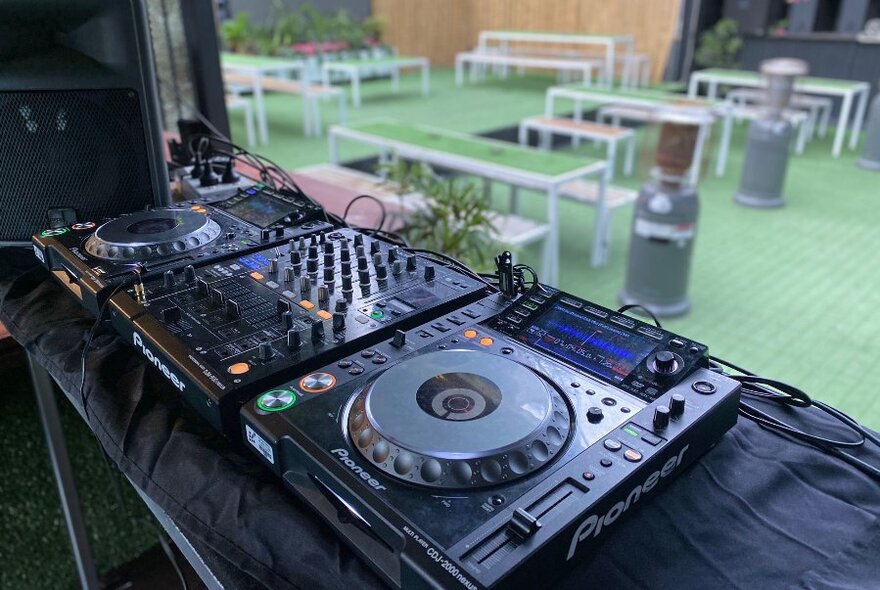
[
  {"x1": 224, "y1": 193, "x2": 291, "y2": 228},
  {"x1": 522, "y1": 304, "x2": 656, "y2": 383}
]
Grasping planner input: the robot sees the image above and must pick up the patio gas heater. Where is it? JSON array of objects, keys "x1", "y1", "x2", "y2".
[
  {"x1": 619, "y1": 105, "x2": 714, "y2": 317},
  {"x1": 734, "y1": 58, "x2": 808, "y2": 208}
]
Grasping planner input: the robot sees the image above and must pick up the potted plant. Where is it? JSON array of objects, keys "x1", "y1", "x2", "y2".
[{"x1": 694, "y1": 18, "x2": 743, "y2": 69}]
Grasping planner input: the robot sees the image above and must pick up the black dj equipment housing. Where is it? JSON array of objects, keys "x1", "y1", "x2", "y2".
[{"x1": 0, "y1": 0, "x2": 169, "y2": 246}]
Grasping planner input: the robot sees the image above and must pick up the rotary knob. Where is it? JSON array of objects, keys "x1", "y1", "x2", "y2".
[
  {"x1": 370, "y1": 240, "x2": 380, "y2": 255},
  {"x1": 357, "y1": 256, "x2": 368, "y2": 271},
  {"x1": 318, "y1": 285, "x2": 330, "y2": 303},
  {"x1": 340, "y1": 247, "x2": 350, "y2": 263},
  {"x1": 587, "y1": 407, "x2": 604, "y2": 423},
  {"x1": 283, "y1": 266, "x2": 294, "y2": 283},
  {"x1": 652, "y1": 351, "x2": 679, "y2": 375},
  {"x1": 323, "y1": 267, "x2": 335, "y2": 284},
  {"x1": 300, "y1": 276, "x2": 311, "y2": 294},
  {"x1": 669, "y1": 393, "x2": 686, "y2": 417},
  {"x1": 387, "y1": 247, "x2": 399, "y2": 264},
  {"x1": 376, "y1": 264, "x2": 388, "y2": 280},
  {"x1": 184, "y1": 265, "x2": 197, "y2": 284},
  {"x1": 653, "y1": 405, "x2": 671, "y2": 430},
  {"x1": 353, "y1": 234, "x2": 363, "y2": 247},
  {"x1": 335, "y1": 299, "x2": 348, "y2": 313},
  {"x1": 358, "y1": 268, "x2": 370, "y2": 285},
  {"x1": 290, "y1": 250, "x2": 302, "y2": 266},
  {"x1": 311, "y1": 321, "x2": 325, "y2": 342},
  {"x1": 307, "y1": 257, "x2": 318, "y2": 274},
  {"x1": 372, "y1": 252, "x2": 382, "y2": 267},
  {"x1": 341, "y1": 274, "x2": 353, "y2": 294},
  {"x1": 268, "y1": 258, "x2": 278, "y2": 274},
  {"x1": 324, "y1": 241, "x2": 334, "y2": 254},
  {"x1": 424, "y1": 264, "x2": 435, "y2": 281},
  {"x1": 163, "y1": 270, "x2": 175, "y2": 290},
  {"x1": 287, "y1": 328, "x2": 304, "y2": 349},
  {"x1": 258, "y1": 342, "x2": 273, "y2": 362},
  {"x1": 391, "y1": 260, "x2": 402, "y2": 276},
  {"x1": 281, "y1": 310, "x2": 294, "y2": 330},
  {"x1": 333, "y1": 312, "x2": 346, "y2": 332},
  {"x1": 406, "y1": 255, "x2": 417, "y2": 272}
]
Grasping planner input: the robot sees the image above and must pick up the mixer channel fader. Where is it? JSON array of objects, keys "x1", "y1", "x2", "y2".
[{"x1": 108, "y1": 228, "x2": 489, "y2": 435}]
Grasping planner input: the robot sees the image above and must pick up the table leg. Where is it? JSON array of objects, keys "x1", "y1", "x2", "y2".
[
  {"x1": 455, "y1": 56, "x2": 464, "y2": 86},
  {"x1": 849, "y1": 89, "x2": 869, "y2": 150},
  {"x1": 624, "y1": 135, "x2": 636, "y2": 176},
  {"x1": 590, "y1": 173, "x2": 609, "y2": 267},
  {"x1": 832, "y1": 93, "x2": 853, "y2": 157},
  {"x1": 29, "y1": 354, "x2": 101, "y2": 590},
  {"x1": 391, "y1": 66, "x2": 400, "y2": 94},
  {"x1": 795, "y1": 118, "x2": 807, "y2": 155},
  {"x1": 545, "y1": 92, "x2": 554, "y2": 117},
  {"x1": 482, "y1": 177, "x2": 492, "y2": 205},
  {"x1": 573, "y1": 99, "x2": 583, "y2": 148},
  {"x1": 606, "y1": 43, "x2": 615, "y2": 88},
  {"x1": 243, "y1": 100, "x2": 255, "y2": 146},
  {"x1": 547, "y1": 185, "x2": 560, "y2": 286},
  {"x1": 819, "y1": 102, "x2": 831, "y2": 138},
  {"x1": 253, "y1": 74, "x2": 268, "y2": 144},
  {"x1": 329, "y1": 132, "x2": 339, "y2": 164},
  {"x1": 687, "y1": 76, "x2": 699, "y2": 98},
  {"x1": 313, "y1": 97, "x2": 323, "y2": 137},
  {"x1": 605, "y1": 140, "x2": 617, "y2": 184},
  {"x1": 518, "y1": 123, "x2": 528, "y2": 146},
  {"x1": 421, "y1": 62, "x2": 430, "y2": 96},
  {"x1": 500, "y1": 41, "x2": 509, "y2": 79},
  {"x1": 707, "y1": 80, "x2": 718, "y2": 101},
  {"x1": 338, "y1": 92, "x2": 347, "y2": 125},
  {"x1": 689, "y1": 122, "x2": 709, "y2": 186},
  {"x1": 351, "y1": 68, "x2": 361, "y2": 108},
  {"x1": 716, "y1": 110, "x2": 732, "y2": 177},
  {"x1": 509, "y1": 185, "x2": 520, "y2": 214}
]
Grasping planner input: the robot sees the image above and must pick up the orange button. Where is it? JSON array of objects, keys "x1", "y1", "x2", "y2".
[
  {"x1": 190, "y1": 205, "x2": 201, "y2": 210},
  {"x1": 299, "y1": 300, "x2": 315, "y2": 310},
  {"x1": 479, "y1": 337, "x2": 494, "y2": 346},
  {"x1": 227, "y1": 362, "x2": 250, "y2": 375},
  {"x1": 316, "y1": 310, "x2": 332, "y2": 320},
  {"x1": 250, "y1": 271, "x2": 264, "y2": 280},
  {"x1": 463, "y1": 329, "x2": 478, "y2": 339}
]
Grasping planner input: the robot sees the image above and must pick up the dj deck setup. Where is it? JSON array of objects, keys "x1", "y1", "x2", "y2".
[{"x1": 31, "y1": 172, "x2": 744, "y2": 589}]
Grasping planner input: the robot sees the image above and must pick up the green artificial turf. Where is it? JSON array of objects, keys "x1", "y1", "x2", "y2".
[
  {"x1": 229, "y1": 68, "x2": 880, "y2": 429},
  {"x1": 346, "y1": 119, "x2": 600, "y2": 175},
  {"x1": 0, "y1": 364, "x2": 158, "y2": 590}
]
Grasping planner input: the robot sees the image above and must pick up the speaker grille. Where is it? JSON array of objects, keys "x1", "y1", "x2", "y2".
[{"x1": 0, "y1": 89, "x2": 157, "y2": 243}]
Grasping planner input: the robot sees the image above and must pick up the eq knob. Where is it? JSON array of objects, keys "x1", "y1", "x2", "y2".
[
  {"x1": 335, "y1": 299, "x2": 348, "y2": 313},
  {"x1": 310, "y1": 234, "x2": 319, "y2": 246},
  {"x1": 324, "y1": 241, "x2": 334, "y2": 254},
  {"x1": 358, "y1": 268, "x2": 370, "y2": 285},
  {"x1": 258, "y1": 342, "x2": 273, "y2": 362},
  {"x1": 290, "y1": 250, "x2": 302, "y2": 265},
  {"x1": 340, "y1": 247, "x2": 350, "y2": 263},
  {"x1": 388, "y1": 247, "x2": 399, "y2": 264},
  {"x1": 324, "y1": 252, "x2": 334, "y2": 267},
  {"x1": 670, "y1": 394, "x2": 686, "y2": 418},
  {"x1": 341, "y1": 274, "x2": 353, "y2": 294},
  {"x1": 356, "y1": 245, "x2": 366, "y2": 258},
  {"x1": 587, "y1": 407, "x2": 604, "y2": 423},
  {"x1": 653, "y1": 405, "x2": 671, "y2": 430},
  {"x1": 332, "y1": 312, "x2": 345, "y2": 332},
  {"x1": 287, "y1": 328, "x2": 303, "y2": 350},
  {"x1": 307, "y1": 244, "x2": 318, "y2": 260},
  {"x1": 317, "y1": 285, "x2": 330, "y2": 303},
  {"x1": 163, "y1": 270, "x2": 175, "y2": 290},
  {"x1": 376, "y1": 264, "x2": 388, "y2": 280},
  {"x1": 357, "y1": 256, "x2": 368, "y2": 271},
  {"x1": 311, "y1": 321, "x2": 325, "y2": 342},
  {"x1": 406, "y1": 255, "x2": 417, "y2": 272},
  {"x1": 297, "y1": 238, "x2": 306, "y2": 251},
  {"x1": 370, "y1": 240, "x2": 380, "y2": 255},
  {"x1": 341, "y1": 261, "x2": 352, "y2": 277},
  {"x1": 391, "y1": 260, "x2": 402, "y2": 276},
  {"x1": 300, "y1": 276, "x2": 311, "y2": 294},
  {"x1": 268, "y1": 258, "x2": 278, "y2": 274},
  {"x1": 353, "y1": 234, "x2": 364, "y2": 247},
  {"x1": 323, "y1": 267, "x2": 335, "y2": 284},
  {"x1": 283, "y1": 266, "x2": 294, "y2": 283},
  {"x1": 372, "y1": 252, "x2": 382, "y2": 267},
  {"x1": 288, "y1": 239, "x2": 297, "y2": 252},
  {"x1": 424, "y1": 264, "x2": 435, "y2": 281},
  {"x1": 307, "y1": 258, "x2": 318, "y2": 274},
  {"x1": 281, "y1": 310, "x2": 294, "y2": 330},
  {"x1": 184, "y1": 265, "x2": 197, "y2": 284},
  {"x1": 260, "y1": 228, "x2": 271, "y2": 241}
]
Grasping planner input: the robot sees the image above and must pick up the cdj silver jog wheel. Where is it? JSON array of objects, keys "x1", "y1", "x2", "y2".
[
  {"x1": 347, "y1": 349, "x2": 572, "y2": 489},
  {"x1": 83, "y1": 209, "x2": 222, "y2": 262}
]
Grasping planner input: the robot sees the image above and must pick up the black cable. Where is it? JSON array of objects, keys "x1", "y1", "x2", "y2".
[
  {"x1": 402, "y1": 247, "x2": 497, "y2": 289},
  {"x1": 710, "y1": 354, "x2": 880, "y2": 481},
  {"x1": 343, "y1": 194, "x2": 387, "y2": 231},
  {"x1": 79, "y1": 282, "x2": 128, "y2": 421},
  {"x1": 616, "y1": 304, "x2": 663, "y2": 328}
]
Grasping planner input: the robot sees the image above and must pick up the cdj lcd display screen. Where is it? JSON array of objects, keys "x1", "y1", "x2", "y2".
[
  {"x1": 522, "y1": 304, "x2": 656, "y2": 383},
  {"x1": 223, "y1": 193, "x2": 293, "y2": 228}
]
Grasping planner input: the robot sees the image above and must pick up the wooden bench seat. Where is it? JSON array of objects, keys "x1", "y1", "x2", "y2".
[{"x1": 526, "y1": 116, "x2": 633, "y2": 138}]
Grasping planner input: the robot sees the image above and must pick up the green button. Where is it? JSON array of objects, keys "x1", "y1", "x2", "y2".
[
  {"x1": 370, "y1": 310, "x2": 385, "y2": 319},
  {"x1": 622, "y1": 426, "x2": 640, "y2": 437},
  {"x1": 40, "y1": 227, "x2": 69, "y2": 237},
  {"x1": 257, "y1": 389, "x2": 296, "y2": 412}
]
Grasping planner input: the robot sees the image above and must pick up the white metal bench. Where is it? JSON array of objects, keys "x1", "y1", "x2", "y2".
[
  {"x1": 295, "y1": 164, "x2": 553, "y2": 273},
  {"x1": 519, "y1": 116, "x2": 636, "y2": 183},
  {"x1": 224, "y1": 72, "x2": 346, "y2": 138},
  {"x1": 455, "y1": 52, "x2": 604, "y2": 87}
]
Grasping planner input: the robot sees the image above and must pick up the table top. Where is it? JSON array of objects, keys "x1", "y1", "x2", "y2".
[
  {"x1": 692, "y1": 68, "x2": 867, "y2": 91},
  {"x1": 552, "y1": 83, "x2": 718, "y2": 103},
  {"x1": 221, "y1": 52, "x2": 305, "y2": 71},
  {"x1": 479, "y1": 30, "x2": 634, "y2": 44},
  {"x1": 338, "y1": 120, "x2": 603, "y2": 178},
  {"x1": 2, "y1": 250, "x2": 878, "y2": 590},
  {"x1": 325, "y1": 56, "x2": 426, "y2": 68}
]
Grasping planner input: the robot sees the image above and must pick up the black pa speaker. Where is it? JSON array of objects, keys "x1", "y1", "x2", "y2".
[{"x1": 0, "y1": 0, "x2": 170, "y2": 246}]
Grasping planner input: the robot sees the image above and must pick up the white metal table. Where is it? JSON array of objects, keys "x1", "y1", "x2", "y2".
[
  {"x1": 687, "y1": 68, "x2": 871, "y2": 158},
  {"x1": 221, "y1": 53, "x2": 306, "y2": 145},
  {"x1": 321, "y1": 56, "x2": 430, "y2": 108},
  {"x1": 328, "y1": 120, "x2": 609, "y2": 285},
  {"x1": 477, "y1": 30, "x2": 635, "y2": 88}
]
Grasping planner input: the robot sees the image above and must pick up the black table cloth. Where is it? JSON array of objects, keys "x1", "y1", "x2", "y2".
[{"x1": 2, "y1": 248, "x2": 878, "y2": 590}]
